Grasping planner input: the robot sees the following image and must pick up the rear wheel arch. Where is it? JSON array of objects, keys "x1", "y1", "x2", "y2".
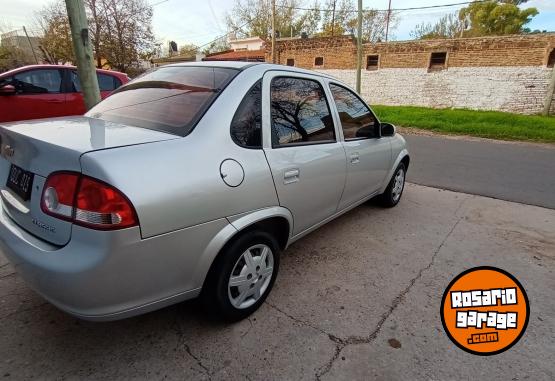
[
  {"x1": 201, "y1": 214, "x2": 290, "y2": 290},
  {"x1": 400, "y1": 154, "x2": 410, "y2": 171},
  {"x1": 246, "y1": 216, "x2": 290, "y2": 251}
]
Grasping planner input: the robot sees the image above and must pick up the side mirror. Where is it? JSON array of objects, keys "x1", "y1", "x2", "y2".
[
  {"x1": 0, "y1": 84, "x2": 16, "y2": 95},
  {"x1": 380, "y1": 122, "x2": 396, "y2": 137}
]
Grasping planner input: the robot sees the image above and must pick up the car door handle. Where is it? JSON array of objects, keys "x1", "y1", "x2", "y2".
[
  {"x1": 46, "y1": 99, "x2": 64, "y2": 103},
  {"x1": 350, "y1": 153, "x2": 360, "y2": 164},
  {"x1": 283, "y1": 169, "x2": 300, "y2": 184}
]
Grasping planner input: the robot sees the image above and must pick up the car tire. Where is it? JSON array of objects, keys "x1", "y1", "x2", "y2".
[
  {"x1": 378, "y1": 162, "x2": 406, "y2": 208},
  {"x1": 201, "y1": 230, "x2": 280, "y2": 322}
]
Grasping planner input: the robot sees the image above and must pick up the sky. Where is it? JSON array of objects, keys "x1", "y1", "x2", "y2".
[{"x1": 1, "y1": 0, "x2": 554, "y2": 50}]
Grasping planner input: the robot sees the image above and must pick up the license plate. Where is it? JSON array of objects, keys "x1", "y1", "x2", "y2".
[{"x1": 6, "y1": 164, "x2": 34, "y2": 201}]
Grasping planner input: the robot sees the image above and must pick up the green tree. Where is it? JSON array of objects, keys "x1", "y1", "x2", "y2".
[
  {"x1": 35, "y1": 0, "x2": 155, "y2": 73},
  {"x1": 179, "y1": 43, "x2": 199, "y2": 57},
  {"x1": 459, "y1": 0, "x2": 538, "y2": 37},
  {"x1": 0, "y1": 22, "x2": 41, "y2": 71},
  {"x1": 35, "y1": 1, "x2": 74, "y2": 64},
  {"x1": 202, "y1": 37, "x2": 230, "y2": 55},
  {"x1": 226, "y1": 0, "x2": 317, "y2": 39},
  {"x1": 319, "y1": 0, "x2": 354, "y2": 37},
  {"x1": 410, "y1": 12, "x2": 463, "y2": 40},
  {"x1": 346, "y1": 9, "x2": 398, "y2": 42}
]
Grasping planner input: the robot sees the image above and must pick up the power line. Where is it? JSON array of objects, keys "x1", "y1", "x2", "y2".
[
  {"x1": 277, "y1": 0, "x2": 489, "y2": 13},
  {"x1": 384, "y1": 0, "x2": 488, "y2": 12},
  {"x1": 150, "y1": 0, "x2": 170, "y2": 7},
  {"x1": 155, "y1": 0, "x2": 489, "y2": 58},
  {"x1": 175, "y1": 19, "x2": 252, "y2": 57}
]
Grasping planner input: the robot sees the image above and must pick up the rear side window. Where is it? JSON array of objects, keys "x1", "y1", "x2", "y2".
[
  {"x1": 72, "y1": 72, "x2": 123, "y2": 92},
  {"x1": 86, "y1": 66, "x2": 239, "y2": 136},
  {"x1": 12, "y1": 69, "x2": 62, "y2": 94},
  {"x1": 270, "y1": 77, "x2": 335, "y2": 147},
  {"x1": 231, "y1": 80, "x2": 262, "y2": 148},
  {"x1": 98, "y1": 73, "x2": 117, "y2": 91}
]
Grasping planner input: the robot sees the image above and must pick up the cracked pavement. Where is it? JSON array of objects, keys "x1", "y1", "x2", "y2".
[{"x1": 1, "y1": 184, "x2": 554, "y2": 380}]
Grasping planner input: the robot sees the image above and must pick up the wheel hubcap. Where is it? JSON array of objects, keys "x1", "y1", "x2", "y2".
[
  {"x1": 228, "y1": 244, "x2": 274, "y2": 309},
  {"x1": 392, "y1": 168, "x2": 405, "y2": 202}
]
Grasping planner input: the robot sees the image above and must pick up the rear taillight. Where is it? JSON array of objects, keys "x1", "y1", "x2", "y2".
[
  {"x1": 41, "y1": 172, "x2": 79, "y2": 220},
  {"x1": 41, "y1": 172, "x2": 138, "y2": 230}
]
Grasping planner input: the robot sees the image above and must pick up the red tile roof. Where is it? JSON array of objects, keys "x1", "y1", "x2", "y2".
[{"x1": 202, "y1": 49, "x2": 265, "y2": 62}]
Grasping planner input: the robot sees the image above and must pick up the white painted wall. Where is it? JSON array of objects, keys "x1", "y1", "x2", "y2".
[
  {"x1": 318, "y1": 67, "x2": 555, "y2": 115},
  {"x1": 229, "y1": 38, "x2": 264, "y2": 51}
]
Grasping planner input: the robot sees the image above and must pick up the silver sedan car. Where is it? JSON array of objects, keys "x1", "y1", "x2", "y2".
[{"x1": 0, "y1": 62, "x2": 409, "y2": 321}]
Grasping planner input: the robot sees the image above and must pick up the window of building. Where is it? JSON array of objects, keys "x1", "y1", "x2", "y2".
[
  {"x1": 429, "y1": 52, "x2": 447, "y2": 71},
  {"x1": 270, "y1": 77, "x2": 335, "y2": 146},
  {"x1": 12, "y1": 69, "x2": 62, "y2": 94},
  {"x1": 230, "y1": 80, "x2": 262, "y2": 148},
  {"x1": 286, "y1": 58, "x2": 295, "y2": 66},
  {"x1": 314, "y1": 56, "x2": 324, "y2": 66},
  {"x1": 548, "y1": 49, "x2": 555, "y2": 68},
  {"x1": 366, "y1": 55, "x2": 379, "y2": 71},
  {"x1": 329, "y1": 83, "x2": 378, "y2": 139}
]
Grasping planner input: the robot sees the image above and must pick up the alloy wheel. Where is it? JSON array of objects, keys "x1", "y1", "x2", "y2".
[
  {"x1": 228, "y1": 244, "x2": 274, "y2": 309},
  {"x1": 392, "y1": 168, "x2": 405, "y2": 202}
]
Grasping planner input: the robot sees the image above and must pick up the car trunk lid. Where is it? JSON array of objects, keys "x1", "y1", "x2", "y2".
[{"x1": 0, "y1": 116, "x2": 177, "y2": 245}]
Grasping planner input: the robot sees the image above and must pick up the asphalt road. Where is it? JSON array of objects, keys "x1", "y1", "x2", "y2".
[
  {"x1": 1, "y1": 184, "x2": 554, "y2": 380},
  {"x1": 404, "y1": 135, "x2": 555, "y2": 209}
]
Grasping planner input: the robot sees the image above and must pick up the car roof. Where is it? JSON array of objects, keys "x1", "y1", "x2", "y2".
[
  {"x1": 0, "y1": 64, "x2": 127, "y2": 78},
  {"x1": 163, "y1": 61, "x2": 337, "y2": 80}
]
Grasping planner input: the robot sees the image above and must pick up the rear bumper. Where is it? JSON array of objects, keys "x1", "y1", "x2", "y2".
[{"x1": 0, "y1": 203, "x2": 230, "y2": 321}]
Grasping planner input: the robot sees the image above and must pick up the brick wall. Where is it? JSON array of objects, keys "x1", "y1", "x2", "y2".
[{"x1": 266, "y1": 34, "x2": 555, "y2": 114}]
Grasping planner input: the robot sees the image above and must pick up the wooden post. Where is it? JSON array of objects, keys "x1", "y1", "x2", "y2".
[
  {"x1": 22, "y1": 26, "x2": 39, "y2": 64},
  {"x1": 385, "y1": 0, "x2": 392, "y2": 43},
  {"x1": 331, "y1": 0, "x2": 336, "y2": 37},
  {"x1": 65, "y1": 0, "x2": 101, "y2": 110},
  {"x1": 271, "y1": 0, "x2": 276, "y2": 64},
  {"x1": 356, "y1": 0, "x2": 362, "y2": 94},
  {"x1": 543, "y1": 65, "x2": 555, "y2": 116}
]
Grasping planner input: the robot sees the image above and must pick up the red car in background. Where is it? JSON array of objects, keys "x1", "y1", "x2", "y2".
[{"x1": 0, "y1": 65, "x2": 129, "y2": 123}]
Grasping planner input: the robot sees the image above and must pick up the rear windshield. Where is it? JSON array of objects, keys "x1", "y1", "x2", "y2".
[{"x1": 86, "y1": 66, "x2": 239, "y2": 136}]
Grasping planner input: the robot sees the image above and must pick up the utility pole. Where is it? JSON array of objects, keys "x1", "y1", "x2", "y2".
[
  {"x1": 65, "y1": 0, "x2": 101, "y2": 110},
  {"x1": 356, "y1": 0, "x2": 362, "y2": 94},
  {"x1": 22, "y1": 26, "x2": 39, "y2": 64},
  {"x1": 271, "y1": 0, "x2": 276, "y2": 63},
  {"x1": 543, "y1": 66, "x2": 555, "y2": 116},
  {"x1": 385, "y1": 0, "x2": 392, "y2": 43},
  {"x1": 331, "y1": 0, "x2": 336, "y2": 37}
]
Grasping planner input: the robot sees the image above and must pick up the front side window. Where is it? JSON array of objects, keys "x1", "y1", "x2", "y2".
[
  {"x1": 12, "y1": 69, "x2": 62, "y2": 94},
  {"x1": 0, "y1": 76, "x2": 12, "y2": 87},
  {"x1": 271, "y1": 77, "x2": 335, "y2": 146},
  {"x1": 230, "y1": 80, "x2": 262, "y2": 148},
  {"x1": 329, "y1": 83, "x2": 378, "y2": 139},
  {"x1": 86, "y1": 66, "x2": 239, "y2": 136}
]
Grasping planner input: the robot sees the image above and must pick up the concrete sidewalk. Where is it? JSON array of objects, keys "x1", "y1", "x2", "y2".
[{"x1": 1, "y1": 184, "x2": 554, "y2": 380}]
